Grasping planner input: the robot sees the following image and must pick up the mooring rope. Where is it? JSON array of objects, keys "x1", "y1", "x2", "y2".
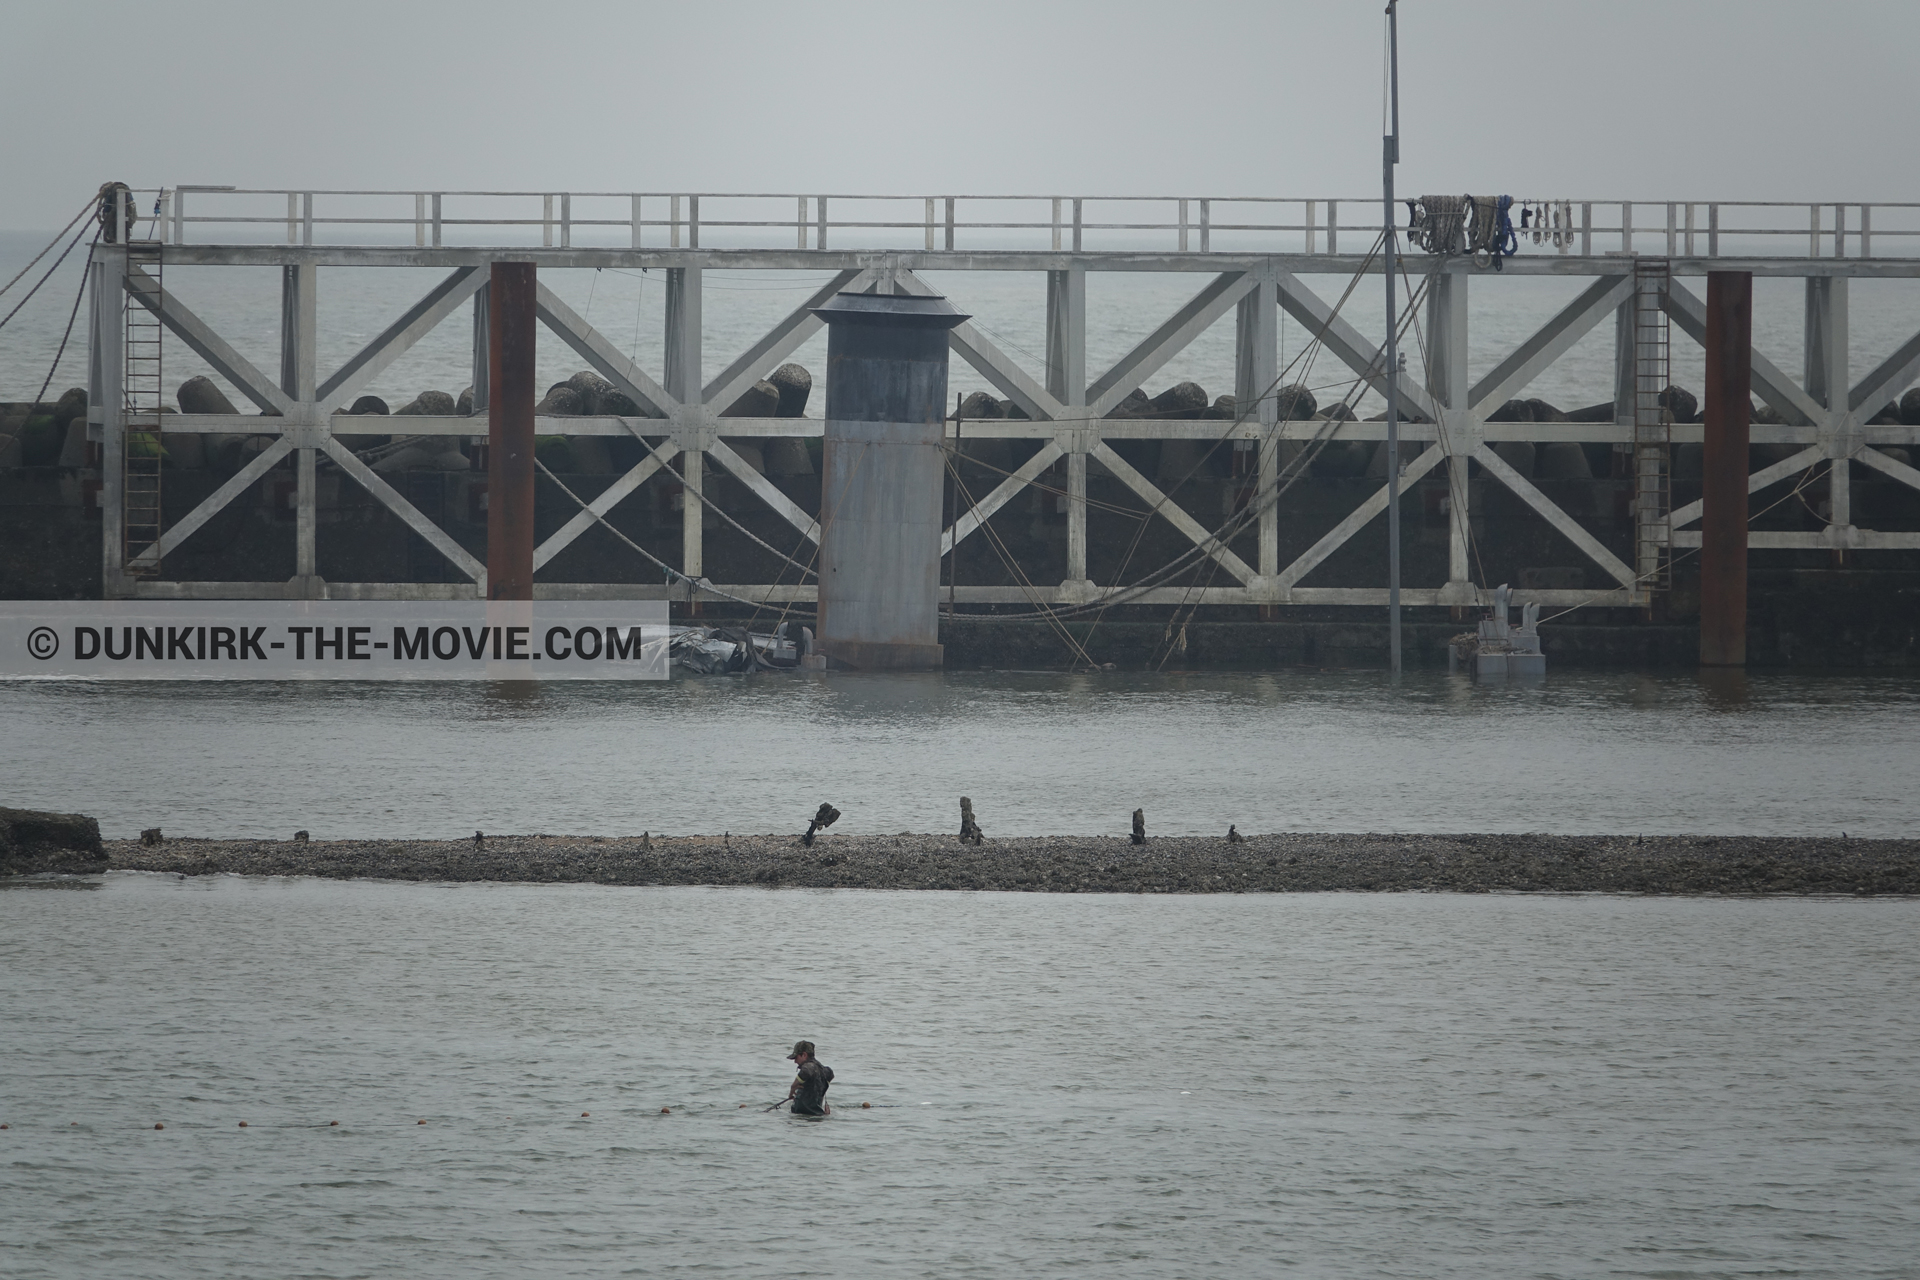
[
  {"x1": 534, "y1": 457, "x2": 811, "y2": 615},
  {"x1": 940, "y1": 452, "x2": 1099, "y2": 668},
  {"x1": 23, "y1": 228, "x2": 100, "y2": 428},
  {"x1": 0, "y1": 198, "x2": 95, "y2": 305},
  {"x1": 0, "y1": 216, "x2": 94, "y2": 338},
  {"x1": 969, "y1": 234, "x2": 1445, "y2": 628},
  {"x1": 1530, "y1": 457, "x2": 1837, "y2": 627}
]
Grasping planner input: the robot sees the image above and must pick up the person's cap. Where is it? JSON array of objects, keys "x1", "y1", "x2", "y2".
[{"x1": 785, "y1": 1040, "x2": 815, "y2": 1060}]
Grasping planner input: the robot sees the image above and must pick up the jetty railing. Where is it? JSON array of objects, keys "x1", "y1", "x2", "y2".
[{"x1": 124, "y1": 188, "x2": 1920, "y2": 260}]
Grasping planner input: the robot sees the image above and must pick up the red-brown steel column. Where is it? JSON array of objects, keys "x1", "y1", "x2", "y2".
[
  {"x1": 486, "y1": 262, "x2": 537, "y2": 600},
  {"x1": 1699, "y1": 270, "x2": 1752, "y2": 666}
]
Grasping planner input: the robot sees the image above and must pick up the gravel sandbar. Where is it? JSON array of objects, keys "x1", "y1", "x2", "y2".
[{"x1": 20, "y1": 832, "x2": 1915, "y2": 895}]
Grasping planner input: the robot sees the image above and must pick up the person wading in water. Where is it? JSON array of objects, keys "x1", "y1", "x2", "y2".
[{"x1": 784, "y1": 1040, "x2": 833, "y2": 1116}]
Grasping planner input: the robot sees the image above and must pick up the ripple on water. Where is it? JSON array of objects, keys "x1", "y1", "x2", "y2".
[
  {"x1": 2, "y1": 669, "x2": 1918, "y2": 839},
  {"x1": 0, "y1": 877, "x2": 1915, "y2": 1277}
]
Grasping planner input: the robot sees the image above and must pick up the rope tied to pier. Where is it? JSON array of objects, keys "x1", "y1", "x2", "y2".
[
  {"x1": 538, "y1": 230, "x2": 1410, "y2": 656},
  {"x1": 960, "y1": 233, "x2": 1403, "y2": 635},
  {"x1": 0, "y1": 197, "x2": 96, "y2": 308},
  {"x1": 0, "y1": 212, "x2": 96, "y2": 338},
  {"x1": 963, "y1": 232, "x2": 1450, "y2": 665},
  {"x1": 1530, "y1": 457, "x2": 1837, "y2": 627},
  {"x1": 2, "y1": 210, "x2": 105, "y2": 462},
  {"x1": 940, "y1": 450, "x2": 1101, "y2": 668},
  {"x1": 533, "y1": 458, "x2": 812, "y2": 616},
  {"x1": 1148, "y1": 256, "x2": 1445, "y2": 670}
]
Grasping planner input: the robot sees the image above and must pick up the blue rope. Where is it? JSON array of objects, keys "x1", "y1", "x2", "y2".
[{"x1": 1493, "y1": 195, "x2": 1518, "y2": 258}]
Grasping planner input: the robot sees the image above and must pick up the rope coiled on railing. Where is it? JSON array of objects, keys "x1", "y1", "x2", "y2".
[
  {"x1": 1407, "y1": 195, "x2": 1467, "y2": 254},
  {"x1": 1465, "y1": 194, "x2": 1517, "y2": 265},
  {"x1": 1409, "y1": 194, "x2": 1518, "y2": 266}
]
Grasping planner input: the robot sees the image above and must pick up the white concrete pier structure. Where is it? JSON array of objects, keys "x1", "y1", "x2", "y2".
[{"x1": 80, "y1": 189, "x2": 1920, "y2": 612}]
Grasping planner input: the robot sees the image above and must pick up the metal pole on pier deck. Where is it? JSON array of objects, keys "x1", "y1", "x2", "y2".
[
  {"x1": 1699, "y1": 270, "x2": 1752, "y2": 666},
  {"x1": 487, "y1": 262, "x2": 537, "y2": 600},
  {"x1": 1382, "y1": 0, "x2": 1403, "y2": 676}
]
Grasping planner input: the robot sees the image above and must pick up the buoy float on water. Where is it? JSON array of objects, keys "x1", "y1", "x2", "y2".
[
  {"x1": 416, "y1": 1119, "x2": 426, "y2": 1125},
  {"x1": 329, "y1": 1120, "x2": 339, "y2": 1126},
  {"x1": 581, "y1": 1112, "x2": 590, "y2": 1118},
  {"x1": 660, "y1": 1107, "x2": 671, "y2": 1114},
  {"x1": 238, "y1": 1121, "x2": 248, "y2": 1128},
  {"x1": 154, "y1": 1123, "x2": 164, "y2": 1130},
  {"x1": 861, "y1": 1102, "x2": 871, "y2": 1108}
]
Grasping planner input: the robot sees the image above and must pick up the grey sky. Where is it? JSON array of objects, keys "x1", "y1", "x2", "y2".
[{"x1": 3, "y1": 0, "x2": 1915, "y2": 229}]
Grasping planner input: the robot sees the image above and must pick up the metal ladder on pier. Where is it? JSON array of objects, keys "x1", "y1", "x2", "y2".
[
  {"x1": 123, "y1": 240, "x2": 165, "y2": 575},
  {"x1": 1632, "y1": 258, "x2": 1671, "y2": 594}
]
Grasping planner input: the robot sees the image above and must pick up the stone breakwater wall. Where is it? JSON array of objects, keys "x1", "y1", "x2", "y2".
[
  {"x1": 49, "y1": 832, "x2": 1920, "y2": 895},
  {"x1": 0, "y1": 805, "x2": 103, "y2": 877}
]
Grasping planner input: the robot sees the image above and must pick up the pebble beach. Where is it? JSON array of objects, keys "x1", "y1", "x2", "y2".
[{"x1": 25, "y1": 831, "x2": 1919, "y2": 895}]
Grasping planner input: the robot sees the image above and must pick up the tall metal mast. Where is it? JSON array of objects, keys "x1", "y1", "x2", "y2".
[{"x1": 1382, "y1": 0, "x2": 1403, "y2": 676}]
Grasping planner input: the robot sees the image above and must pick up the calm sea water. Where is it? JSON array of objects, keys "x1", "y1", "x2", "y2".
[
  {"x1": 1, "y1": 876, "x2": 1914, "y2": 1279},
  {"x1": 2, "y1": 669, "x2": 1916, "y2": 840}
]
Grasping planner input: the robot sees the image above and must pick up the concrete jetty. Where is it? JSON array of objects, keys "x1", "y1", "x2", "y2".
[{"x1": 9, "y1": 184, "x2": 1920, "y2": 670}]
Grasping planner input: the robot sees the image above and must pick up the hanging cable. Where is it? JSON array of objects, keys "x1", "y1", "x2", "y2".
[
  {"x1": 1146, "y1": 284, "x2": 1435, "y2": 671},
  {"x1": 0, "y1": 217, "x2": 94, "y2": 337},
  {"x1": 24, "y1": 225, "x2": 102, "y2": 422},
  {"x1": 942, "y1": 452, "x2": 1098, "y2": 668},
  {"x1": 0, "y1": 199, "x2": 95, "y2": 303},
  {"x1": 540, "y1": 421, "x2": 826, "y2": 583},
  {"x1": 1531, "y1": 460, "x2": 1834, "y2": 627},
  {"x1": 1069, "y1": 238, "x2": 1394, "y2": 614},
  {"x1": 970, "y1": 233, "x2": 1442, "y2": 628},
  {"x1": 534, "y1": 456, "x2": 815, "y2": 616}
]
